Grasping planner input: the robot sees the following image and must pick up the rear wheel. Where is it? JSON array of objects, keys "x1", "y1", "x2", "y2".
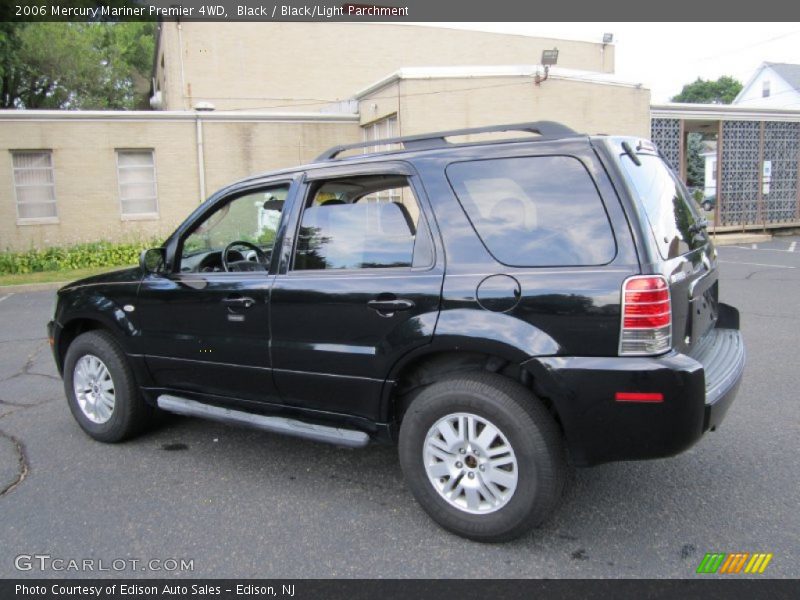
[
  {"x1": 63, "y1": 330, "x2": 152, "y2": 443},
  {"x1": 399, "y1": 372, "x2": 568, "y2": 542}
]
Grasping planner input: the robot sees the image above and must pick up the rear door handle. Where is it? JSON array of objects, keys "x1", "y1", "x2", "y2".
[
  {"x1": 222, "y1": 296, "x2": 256, "y2": 309},
  {"x1": 367, "y1": 298, "x2": 415, "y2": 314}
]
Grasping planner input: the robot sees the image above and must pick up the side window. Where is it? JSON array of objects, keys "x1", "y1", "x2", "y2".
[
  {"x1": 446, "y1": 156, "x2": 616, "y2": 267},
  {"x1": 12, "y1": 150, "x2": 57, "y2": 220},
  {"x1": 179, "y1": 185, "x2": 288, "y2": 273},
  {"x1": 116, "y1": 149, "x2": 158, "y2": 217},
  {"x1": 292, "y1": 175, "x2": 431, "y2": 271}
]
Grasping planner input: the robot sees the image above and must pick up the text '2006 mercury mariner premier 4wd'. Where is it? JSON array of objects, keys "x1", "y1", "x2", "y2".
[{"x1": 48, "y1": 122, "x2": 745, "y2": 542}]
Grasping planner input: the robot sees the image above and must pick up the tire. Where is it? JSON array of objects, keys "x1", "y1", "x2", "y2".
[
  {"x1": 702, "y1": 201, "x2": 712, "y2": 212},
  {"x1": 398, "y1": 372, "x2": 567, "y2": 542},
  {"x1": 63, "y1": 330, "x2": 152, "y2": 443}
]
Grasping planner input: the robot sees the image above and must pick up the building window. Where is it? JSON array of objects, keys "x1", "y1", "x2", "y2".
[
  {"x1": 361, "y1": 116, "x2": 400, "y2": 201},
  {"x1": 116, "y1": 149, "x2": 158, "y2": 217},
  {"x1": 711, "y1": 160, "x2": 717, "y2": 181},
  {"x1": 763, "y1": 80, "x2": 771, "y2": 98},
  {"x1": 362, "y1": 115, "x2": 398, "y2": 154},
  {"x1": 12, "y1": 150, "x2": 57, "y2": 221}
]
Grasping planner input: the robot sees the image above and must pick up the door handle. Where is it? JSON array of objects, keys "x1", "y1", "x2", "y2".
[
  {"x1": 367, "y1": 298, "x2": 415, "y2": 315},
  {"x1": 222, "y1": 296, "x2": 256, "y2": 309}
]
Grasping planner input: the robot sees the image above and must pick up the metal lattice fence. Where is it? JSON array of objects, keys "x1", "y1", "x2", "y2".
[
  {"x1": 762, "y1": 121, "x2": 800, "y2": 223},
  {"x1": 719, "y1": 121, "x2": 761, "y2": 226},
  {"x1": 650, "y1": 118, "x2": 681, "y2": 172}
]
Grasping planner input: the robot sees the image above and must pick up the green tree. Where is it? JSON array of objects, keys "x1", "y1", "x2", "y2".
[
  {"x1": 686, "y1": 132, "x2": 705, "y2": 188},
  {"x1": 0, "y1": 22, "x2": 155, "y2": 110},
  {"x1": 671, "y1": 76, "x2": 743, "y2": 105}
]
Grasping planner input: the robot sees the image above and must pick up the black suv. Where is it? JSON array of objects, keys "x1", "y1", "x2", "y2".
[{"x1": 48, "y1": 122, "x2": 745, "y2": 542}]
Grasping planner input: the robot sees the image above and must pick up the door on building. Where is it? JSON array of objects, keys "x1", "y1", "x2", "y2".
[{"x1": 269, "y1": 165, "x2": 444, "y2": 423}]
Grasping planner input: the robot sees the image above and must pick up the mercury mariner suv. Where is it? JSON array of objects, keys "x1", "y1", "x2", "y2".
[{"x1": 48, "y1": 122, "x2": 745, "y2": 542}]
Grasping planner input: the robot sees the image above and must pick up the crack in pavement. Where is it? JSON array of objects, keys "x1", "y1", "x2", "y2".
[
  {"x1": 0, "y1": 340, "x2": 60, "y2": 383},
  {"x1": 0, "y1": 430, "x2": 29, "y2": 497}
]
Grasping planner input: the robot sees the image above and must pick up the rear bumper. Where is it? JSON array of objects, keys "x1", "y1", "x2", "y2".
[
  {"x1": 524, "y1": 306, "x2": 745, "y2": 467},
  {"x1": 695, "y1": 328, "x2": 745, "y2": 431}
]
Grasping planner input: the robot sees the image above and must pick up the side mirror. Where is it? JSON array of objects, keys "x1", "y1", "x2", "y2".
[{"x1": 140, "y1": 248, "x2": 166, "y2": 274}]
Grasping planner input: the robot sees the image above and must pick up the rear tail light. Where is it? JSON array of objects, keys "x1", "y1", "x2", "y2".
[{"x1": 619, "y1": 275, "x2": 671, "y2": 356}]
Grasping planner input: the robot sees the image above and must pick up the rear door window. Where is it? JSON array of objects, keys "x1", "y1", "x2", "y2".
[
  {"x1": 292, "y1": 174, "x2": 433, "y2": 271},
  {"x1": 446, "y1": 156, "x2": 616, "y2": 267},
  {"x1": 619, "y1": 153, "x2": 704, "y2": 259}
]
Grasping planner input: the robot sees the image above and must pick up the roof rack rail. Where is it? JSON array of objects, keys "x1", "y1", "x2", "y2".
[{"x1": 315, "y1": 120, "x2": 578, "y2": 162}]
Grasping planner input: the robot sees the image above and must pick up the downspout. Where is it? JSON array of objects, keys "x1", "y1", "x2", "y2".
[
  {"x1": 176, "y1": 21, "x2": 188, "y2": 110},
  {"x1": 195, "y1": 114, "x2": 206, "y2": 204}
]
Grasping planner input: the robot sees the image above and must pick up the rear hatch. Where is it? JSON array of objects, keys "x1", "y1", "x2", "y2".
[{"x1": 614, "y1": 139, "x2": 718, "y2": 356}]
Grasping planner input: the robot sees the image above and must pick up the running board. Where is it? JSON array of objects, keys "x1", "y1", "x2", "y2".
[{"x1": 157, "y1": 395, "x2": 370, "y2": 448}]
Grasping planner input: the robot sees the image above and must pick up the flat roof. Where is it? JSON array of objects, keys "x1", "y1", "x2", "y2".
[
  {"x1": 354, "y1": 65, "x2": 645, "y2": 99},
  {"x1": 0, "y1": 110, "x2": 359, "y2": 123},
  {"x1": 651, "y1": 103, "x2": 800, "y2": 122}
]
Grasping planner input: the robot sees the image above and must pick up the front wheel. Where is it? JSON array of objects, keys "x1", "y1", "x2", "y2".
[
  {"x1": 398, "y1": 372, "x2": 568, "y2": 542},
  {"x1": 63, "y1": 330, "x2": 152, "y2": 443}
]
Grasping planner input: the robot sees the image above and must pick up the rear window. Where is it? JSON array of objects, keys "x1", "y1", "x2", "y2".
[
  {"x1": 619, "y1": 153, "x2": 704, "y2": 259},
  {"x1": 446, "y1": 156, "x2": 616, "y2": 267}
]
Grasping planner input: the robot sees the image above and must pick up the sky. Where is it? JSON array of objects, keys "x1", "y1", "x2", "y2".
[{"x1": 415, "y1": 23, "x2": 800, "y2": 103}]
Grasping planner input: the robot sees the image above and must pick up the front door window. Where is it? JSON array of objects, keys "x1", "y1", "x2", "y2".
[{"x1": 180, "y1": 185, "x2": 289, "y2": 273}]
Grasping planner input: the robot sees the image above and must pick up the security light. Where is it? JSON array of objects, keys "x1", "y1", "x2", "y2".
[
  {"x1": 603, "y1": 33, "x2": 614, "y2": 44},
  {"x1": 541, "y1": 49, "x2": 559, "y2": 66}
]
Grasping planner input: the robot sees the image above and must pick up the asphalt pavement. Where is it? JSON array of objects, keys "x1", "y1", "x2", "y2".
[{"x1": 0, "y1": 238, "x2": 798, "y2": 578}]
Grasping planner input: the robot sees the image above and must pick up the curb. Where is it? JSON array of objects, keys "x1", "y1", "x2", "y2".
[
  {"x1": 710, "y1": 232, "x2": 773, "y2": 246},
  {"x1": 0, "y1": 281, "x2": 67, "y2": 294}
]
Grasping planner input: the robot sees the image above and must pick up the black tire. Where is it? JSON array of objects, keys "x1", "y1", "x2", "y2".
[
  {"x1": 398, "y1": 372, "x2": 568, "y2": 542},
  {"x1": 702, "y1": 201, "x2": 712, "y2": 212},
  {"x1": 63, "y1": 330, "x2": 152, "y2": 443}
]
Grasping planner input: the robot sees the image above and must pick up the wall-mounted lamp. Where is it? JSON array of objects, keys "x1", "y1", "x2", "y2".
[{"x1": 535, "y1": 48, "x2": 559, "y2": 85}]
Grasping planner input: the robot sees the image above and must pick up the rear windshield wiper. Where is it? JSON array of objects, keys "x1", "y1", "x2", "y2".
[{"x1": 621, "y1": 141, "x2": 641, "y2": 166}]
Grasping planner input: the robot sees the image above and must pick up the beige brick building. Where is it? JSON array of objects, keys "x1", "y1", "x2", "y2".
[
  {"x1": 1, "y1": 23, "x2": 649, "y2": 251},
  {"x1": 151, "y1": 23, "x2": 616, "y2": 112}
]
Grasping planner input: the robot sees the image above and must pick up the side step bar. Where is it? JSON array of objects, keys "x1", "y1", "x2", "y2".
[{"x1": 157, "y1": 395, "x2": 370, "y2": 448}]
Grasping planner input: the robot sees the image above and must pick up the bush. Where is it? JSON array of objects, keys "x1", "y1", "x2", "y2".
[{"x1": 0, "y1": 240, "x2": 158, "y2": 275}]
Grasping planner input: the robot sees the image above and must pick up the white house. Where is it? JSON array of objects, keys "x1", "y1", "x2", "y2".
[{"x1": 733, "y1": 62, "x2": 800, "y2": 109}]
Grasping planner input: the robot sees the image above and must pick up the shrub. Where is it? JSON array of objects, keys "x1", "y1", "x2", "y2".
[{"x1": 0, "y1": 240, "x2": 158, "y2": 275}]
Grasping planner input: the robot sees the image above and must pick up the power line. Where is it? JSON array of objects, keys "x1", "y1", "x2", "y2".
[
  {"x1": 219, "y1": 79, "x2": 557, "y2": 112},
  {"x1": 694, "y1": 30, "x2": 800, "y2": 63}
]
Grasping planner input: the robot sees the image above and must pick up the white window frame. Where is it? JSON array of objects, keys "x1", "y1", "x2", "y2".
[
  {"x1": 362, "y1": 114, "x2": 398, "y2": 154},
  {"x1": 11, "y1": 150, "x2": 59, "y2": 225},
  {"x1": 361, "y1": 116, "x2": 400, "y2": 202},
  {"x1": 115, "y1": 149, "x2": 159, "y2": 220}
]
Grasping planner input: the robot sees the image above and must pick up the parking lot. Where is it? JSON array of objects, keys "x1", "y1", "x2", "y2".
[{"x1": 0, "y1": 237, "x2": 798, "y2": 579}]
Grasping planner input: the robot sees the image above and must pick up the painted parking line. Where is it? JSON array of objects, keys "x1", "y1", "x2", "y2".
[
  {"x1": 719, "y1": 260, "x2": 796, "y2": 269},
  {"x1": 0, "y1": 294, "x2": 12, "y2": 304},
  {"x1": 790, "y1": 242, "x2": 797, "y2": 252}
]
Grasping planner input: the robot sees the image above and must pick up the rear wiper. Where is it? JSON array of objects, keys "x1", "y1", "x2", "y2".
[
  {"x1": 621, "y1": 141, "x2": 641, "y2": 166},
  {"x1": 689, "y1": 217, "x2": 708, "y2": 234}
]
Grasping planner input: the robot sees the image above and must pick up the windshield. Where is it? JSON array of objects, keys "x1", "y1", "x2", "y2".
[{"x1": 620, "y1": 153, "x2": 705, "y2": 259}]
